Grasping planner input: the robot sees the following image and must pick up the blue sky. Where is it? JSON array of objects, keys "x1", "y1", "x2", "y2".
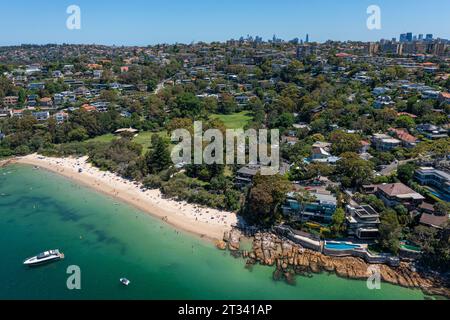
[{"x1": 0, "y1": 0, "x2": 449, "y2": 45}]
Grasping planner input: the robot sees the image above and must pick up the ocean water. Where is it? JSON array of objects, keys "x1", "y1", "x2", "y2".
[{"x1": 0, "y1": 164, "x2": 427, "y2": 300}]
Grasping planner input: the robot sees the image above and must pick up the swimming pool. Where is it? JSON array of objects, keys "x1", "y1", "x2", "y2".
[{"x1": 325, "y1": 242, "x2": 362, "y2": 251}]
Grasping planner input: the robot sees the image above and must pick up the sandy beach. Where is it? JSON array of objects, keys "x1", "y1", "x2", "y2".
[{"x1": 15, "y1": 154, "x2": 238, "y2": 241}]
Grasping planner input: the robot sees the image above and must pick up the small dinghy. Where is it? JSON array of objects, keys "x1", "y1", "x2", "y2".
[{"x1": 120, "y1": 278, "x2": 130, "y2": 286}]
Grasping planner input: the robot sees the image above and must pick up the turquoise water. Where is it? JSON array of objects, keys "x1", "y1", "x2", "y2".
[
  {"x1": 325, "y1": 242, "x2": 362, "y2": 250},
  {"x1": 0, "y1": 164, "x2": 428, "y2": 300}
]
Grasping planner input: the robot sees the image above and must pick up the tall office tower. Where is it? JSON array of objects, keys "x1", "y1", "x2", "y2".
[
  {"x1": 406, "y1": 32, "x2": 413, "y2": 42},
  {"x1": 305, "y1": 34, "x2": 309, "y2": 43},
  {"x1": 392, "y1": 38, "x2": 397, "y2": 42},
  {"x1": 426, "y1": 34, "x2": 433, "y2": 41},
  {"x1": 399, "y1": 33, "x2": 407, "y2": 42},
  {"x1": 418, "y1": 34, "x2": 424, "y2": 40}
]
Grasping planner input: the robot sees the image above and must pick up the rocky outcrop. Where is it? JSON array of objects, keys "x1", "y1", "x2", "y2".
[
  {"x1": 223, "y1": 229, "x2": 241, "y2": 251},
  {"x1": 215, "y1": 240, "x2": 227, "y2": 250},
  {"x1": 236, "y1": 231, "x2": 450, "y2": 298}
]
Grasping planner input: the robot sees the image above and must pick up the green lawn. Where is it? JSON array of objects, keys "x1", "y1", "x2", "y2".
[
  {"x1": 83, "y1": 131, "x2": 169, "y2": 155},
  {"x1": 85, "y1": 133, "x2": 117, "y2": 144},
  {"x1": 132, "y1": 130, "x2": 168, "y2": 154},
  {"x1": 210, "y1": 111, "x2": 253, "y2": 129}
]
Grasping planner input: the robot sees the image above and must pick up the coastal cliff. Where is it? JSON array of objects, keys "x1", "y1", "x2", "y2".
[{"x1": 221, "y1": 230, "x2": 450, "y2": 298}]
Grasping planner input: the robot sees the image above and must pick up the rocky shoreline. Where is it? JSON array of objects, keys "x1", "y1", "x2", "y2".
[{"x1": 217, "y1": 229, "x2": 450, "y2": 299}]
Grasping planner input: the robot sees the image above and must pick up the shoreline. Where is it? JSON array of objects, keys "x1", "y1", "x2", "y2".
[
  {"x1": 13, "y1": 154, "x2": 238, "y2": 242},
  {"x1": 222, "y1": 230, "x2": 450, "y2": 299}
]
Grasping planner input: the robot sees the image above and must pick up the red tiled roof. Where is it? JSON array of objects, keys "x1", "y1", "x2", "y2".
[
  {"x1": 377, "y1": 183, "x2": 422, "y2": 197},
  {"x1": 397, "y1": 112, "x2": 417, "y2": 119},
  {"x1": 389, "y1": 128, "x2": 417, "y2": 143},
  {"x1": 420, "y1": 213, "x2": 448, "y2": 229}
]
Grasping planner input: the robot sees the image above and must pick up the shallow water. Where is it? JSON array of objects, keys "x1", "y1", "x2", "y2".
[{"x1": 0, "y1": 164, "x2": 427, "y2": 300}]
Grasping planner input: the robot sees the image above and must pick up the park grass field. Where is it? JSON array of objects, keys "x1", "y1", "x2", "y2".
[{"x1": 210, "y1": 111, "x2": 253, "y2": 129}]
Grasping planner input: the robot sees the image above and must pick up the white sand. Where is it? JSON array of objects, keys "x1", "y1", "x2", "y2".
[{"x1": 17, "y1": 154, "x2": 238, "y2": 241}]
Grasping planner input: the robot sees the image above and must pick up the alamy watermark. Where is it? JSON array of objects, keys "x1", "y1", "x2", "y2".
[
  {"x1": 366, "y1": 265, "x2": 381, "y2": 290},
  {"x1": 66, "y1": 265, "x2": 81, "y2": 290},
  {"x1": 171, "y1": 122, "x2": 280, "y2": 175},
  {"x1": 66, "y1": 5, "x2": 81, "y2": 30},
  {"x1": 367, "y1": 5, "x2": 381, "y2": 30}
]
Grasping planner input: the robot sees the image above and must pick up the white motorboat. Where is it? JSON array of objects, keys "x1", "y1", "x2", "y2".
[
  {"x1": 23, "y1": 250, "x2": 64, "y2": 266},
  {"x1": 120, "y1": 278, "x2": 131, "y2": 286}
]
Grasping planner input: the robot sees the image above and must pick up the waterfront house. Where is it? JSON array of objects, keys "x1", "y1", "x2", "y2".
[
  {"x1": 415, "y1": 167, "x2": 450, "y2": 200},
  {"x1": 346, "y1": 205, "x2": 380, "y2": 239},
  {"x1": 283, "y1": 190, "x2": 337, "y2": 222},
  {"x1": 372, "y1": 183, "x2": 425, "y2": 209}
]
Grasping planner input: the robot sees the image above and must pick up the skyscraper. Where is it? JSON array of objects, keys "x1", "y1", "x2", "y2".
[
  {"x1": 399, "y1": 33, "x2": 407, "y2": 42},
  {"x1": 426, "y1": 34, "x2": 433, "y2": 41},
  {"x1": 406, "y1": 32, "x2": 413, "y2": 42},
  {"x1": 418, "y1": 34, "x2": 424, "y2": 41},
  {"x1": 305, "y1": 34, "x2": 309, "y2": 43}
]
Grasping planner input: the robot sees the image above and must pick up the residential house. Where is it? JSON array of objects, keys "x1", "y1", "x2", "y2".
[
  {"x1": 416, "y1": 124, "x2": 448, "y2": 140},
  {"x1": 54, "y1": 111, "x2": 69, "y2": 124},
  {"x1": 346, "y1": 205, "x2": 380, "y2": 239},
  {"x1": 235, "y1": 165, "x2": 260, "y2": 188},
  {"x1": 0, "y1": 108, "x2": 10, "y2": 118},
  {"x1": 388, "y1": 128, "x2": 418, "y2": 148},
  {"x1": 439, "y1": 92, "x2": 450, "y2": 104},
  {"x1": 11, "y1": 109, "x2": 24, "y2": 118},
  {"x1": 372, "y1": 183, "x2": 425, "y2": 209},
  {"x1": 415, "y1": 167, "x2": 450, "y2": 200},
  {"x1": 27, "y1": 83, "x2": 45, "y2": 91},
  {"x1": 311, "y1": 141, "x2": 340, "y2": 163},
  {"x1": 371, "y1": 133, "x2": 401, "y2": 151},
  {"x1": 374, "y1": 95, "x2": 394, "y2": 109},
  {"x1": 372, "y1": 87, "x2": 390, "y2": 96},
  {"x1": 81, "y1": 104, "x2": 97, "y2": 112},
  {"x1": 359, "y1": 140, "x2": 371, "y2": 153},
  {"x1": 3, "y1": 96, "x2": 19, "y2": 107},
  {"x1": 419, "y1": 213, "x2": 448, "y2": 229},
  {"x1": 283, "y1": 190, "x2": 337, "y2": 222},
  {"x1": 422, "y1": 90, "x2": 440, "y2": 100},
  {"x1": 52, "y1": 70, "x2": 63, "y2": 78},
  {"x1": 282, "y1": 136, "x2": 299, "y2": 146},
  {"x1": 38, "y1": 97, "x2": 53, "y2": 109},
  {"x1": 32, "y1": 111, "x2": 50, "y2": 121}
]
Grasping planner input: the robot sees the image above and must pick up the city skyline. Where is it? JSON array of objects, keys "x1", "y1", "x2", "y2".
[{"x1": 0, "y1": 0, "x2": 449, "y2": 46}]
